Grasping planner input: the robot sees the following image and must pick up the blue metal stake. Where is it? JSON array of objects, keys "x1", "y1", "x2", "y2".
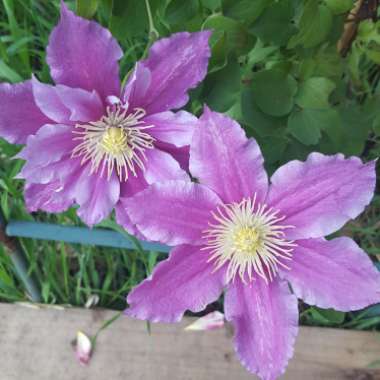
[
  {"x1": 6, "y1": 220, "x2": 170, "y2": 253},
  {"x1": 1, "y1": 218, "x2": 171, "y2": 302}
]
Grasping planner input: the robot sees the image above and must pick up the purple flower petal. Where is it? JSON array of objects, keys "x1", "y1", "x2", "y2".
[
  {"x1": 225, "y1": 278, "x2": 299, "y2": 380},
  {"x1": 18, "y1": 154, "x2": 74, "y2": 185},
  {"x1": 17, "y1": 123, "x2": 77, "y2": 187},
  {"x1": 144, "y1": 110, "x2": 197, "y2": 147},
  {"x1": 32, "y1": 76, "x2": 104, "y2": 124},
  {"x1": 17, "y1": 124, "x2": 74, "y2": 168},
  {"x1": 184, "y1": 311, "x2": 225, "y2": 331},
  {"x1": 267, "y1": 153, "x2": 376, "y2": 240},
  {"x1": 124, "y1": 180, "x2": 222, "y2": 246},
  {"x1": 0, "y1": 81, "x2": 51, "y2": 144},
  {"x1": 126, "y1": 244, "x2": 226, "y2": 323},
  {"x1": 32, "y1": 77, "x2": 72, "y2": 124},
  {"x1": 57, "y1": 157, "x2": 89, "y2": 201},
  {"x1": 143, "y1": 149, "x2": 189, "y2": 184},
  {"x1": 75, "y1": 331, "x2": 92, "y2": 366},
  {"x1": 54, "y1": 86, "x2": 103, "y2": 122},
  {"x1": 24, "y1": 181, "x2": 74, "y2": 213},
  {"x1": 122, "y1": 62, "x2": 151, "y2": 110},
  {"x1": 119, "y1": 170, "x2": 149, "y2": 199},
  {"x1": 22, "y1": 156, "x2": 85, "y2": 213},
  {"x1": 124, "y1": 31, "x2": 211, "y2": 114},
  {"x1": 190, "y1": 107, "x2": 268, "y2": 204},
  {"x1": 22, "y1": 154, "x2": 120, "y2": 226},
  {"x1": 281, "y1": 237, "x2": 380, "y2": 311},
  {"x1": 47, "y1": 2, "x2": 122, "y2": 99},
  {"x1": 155, "y1": 141, "x2": 190, "y2": 171},
  {"x1": 75, "y1": 168, "x2": 120, "y2": 226},
  {"x1": 115, "y1": 202, "x2": 145, "y2": 238},
  {"x1": 115, "y1": 173, "x2": 149, "y2": 235}
]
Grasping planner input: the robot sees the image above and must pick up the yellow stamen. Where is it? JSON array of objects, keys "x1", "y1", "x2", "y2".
[
  {"x1": 233, "y1": 227, "x2": 261, "y2": 254},
  {"x1": 202, "y1": 194, "x2": 296, "y2": 284},
  {"x1": 101, "y1": 127, "x2": 129, "y2": 155},
  {"x1": 71, "y1": 104, "x2": 155, "y2": 181}
]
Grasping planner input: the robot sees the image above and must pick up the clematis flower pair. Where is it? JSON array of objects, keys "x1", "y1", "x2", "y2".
[
  {"x1": 0, "y1": 2, "x2": 210, "y2": 228},
  {"x1": 1, "y1": 2, "x2": 379, "y2": 379},
  {"x1": 124, "y1": 107, "x2": 380, "y2": 380}
]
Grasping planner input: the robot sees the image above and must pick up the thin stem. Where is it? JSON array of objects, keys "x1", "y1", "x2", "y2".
[
  {"x1": 144, "y1": 0, "x2": 158, "y2": 44},
  {"x1": 92, "y1": 310, "x2": 123, "y2": 344},
  {"x1": 121, "y1": 0, "x2": 159, "y2": 86}
]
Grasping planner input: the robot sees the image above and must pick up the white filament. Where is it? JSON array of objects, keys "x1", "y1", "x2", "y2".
[
  {"x1": 71, "y1": 103, "x2": 155, "y2": 181},
  {"x1": 203, "y1": 194, "x2": 296, "y2": 284}
]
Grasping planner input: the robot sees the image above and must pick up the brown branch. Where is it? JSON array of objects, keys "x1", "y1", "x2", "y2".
[{"x1": 337, "y1": 0, "x2": 365, "y2": 56}]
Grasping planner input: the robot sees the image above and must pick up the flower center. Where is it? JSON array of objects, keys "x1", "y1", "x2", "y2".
[
  {"x1": 233, "y1": 227, "x2": 261, "y2": 254},
  {"x1": 71, "y1": 103, "x2": 155, "y2": 181},
  {"x1": 203, "y1": 195, "x2": 296, "y2": 284},
  {"x1": 101, "y1": 127, "x2": 128, "y2": 155}
]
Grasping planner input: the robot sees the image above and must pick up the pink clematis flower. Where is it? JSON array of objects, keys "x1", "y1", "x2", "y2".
[
  {"x1": 124, "y1": 107, "x2": 380, "y2": 380},
  {"x1": 0, "y1": 2, "x2": 211, "y2": 227},
  {"x1": 74, "y1": 331, "x2": 92, "y2": 366},
  {"x1": 185, "y1": 311, "x2": 225, "y2": 331}
]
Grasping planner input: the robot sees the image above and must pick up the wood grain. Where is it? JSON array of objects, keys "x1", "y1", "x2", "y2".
[{"x1": 0, "y1": 303, "x2": 379, "y2": 379}]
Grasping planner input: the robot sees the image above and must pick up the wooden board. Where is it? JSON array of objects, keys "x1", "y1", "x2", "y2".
[{"x1": 0, "y1": 303, "x2": 380, "y2": 379}]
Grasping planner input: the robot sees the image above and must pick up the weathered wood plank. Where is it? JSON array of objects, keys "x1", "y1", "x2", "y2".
[{"x1": 0, "y1": 303, "x2": 379, "y2": 379}]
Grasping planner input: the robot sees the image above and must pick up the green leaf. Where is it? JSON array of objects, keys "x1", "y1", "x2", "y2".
[
  {"x1": 288, "y1": 108, "x2": 339, "y2": 146},
  {"x1": 246, "y1": 40, "x2": 279, "y2": 67},
  {"x1": 241, "y1": 87, "x2": 285, "y2": 136},
  {"x1": 222, "y1": 0, "x2": 267, "y2": 24},
  {"x1": 373, "y1": 114, "x2": 380, "y2": 135},
  {"x1": 319, "y1": 109, "x2": 343, "y2": 150},
  {"x1": 288, "y1": 109, "x2": 322, "y2": 145},
  {"x1": 259, "y1": 136, "x2": 287, "y2": 164},
  {"x1": 109, "y1": 0, "x2": 162, "y2": 39},
  {"x1": 250, "y1": 0, "x2": 296, "y2": 46},
  {"x1": 200, "y1": 0, "x2": 221, "y2": 12},
  {"x1": 298, "y1": 47, "x2": 343, "y2": 80},
  {"x1": 296, "y1": 77, "x2": 336, "y2": 109},
  {"x1": 283, "y1": 139, "x2": 314, "y2": 165},
  {"x1": 166, "y1": 0, "x2": 199, "y2": 25},
  {"x1": 208, "y1": 32, "x2": 228, "y2": 73},
  {"x1": 338, "y1": 102, "x2": 375, "y2": 155},
  {"x1": 201, "y1": 58, "x2": 241, "y2": 112},
  {"x1": 202, "y1": 14, "x2": 253, "y2": 54},
  {"x1": 288, "y1": 1, "x2": 333, "y2": 48},
  {"x1": 110, "y1": 0, "x2": 148, "y2": 39},
  {"x1": 366, "y1": 49, "x2": 380, "y2": 65},
  {"x1": 251, "y1": 69, "x2": 298, "y2": 117},
  {"x1": 309, "y1": 307, "x2": 345, "y2": 325},
  {"x1": 324, "y1": 0, "x2": 352, "y2": 14},
  {"x1": 357, "y1": 20, "x2": 380, "y2": 44},
  {"x1": 77, "y1": 0, "x2": 99, "y2": 19},
  {"x1": 225, "y1": 100, "x2": 242, "y2": 120}
]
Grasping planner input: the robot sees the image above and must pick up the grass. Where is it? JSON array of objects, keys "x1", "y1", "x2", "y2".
[
  {"x1": 0, "y1": 133, "x2": 161, "y2": 310},
  {"x1": 0, "y1": 0, "x2": 379, "y2": 332}
]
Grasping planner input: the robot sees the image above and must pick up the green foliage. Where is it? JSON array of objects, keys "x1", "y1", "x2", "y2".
[
  {"x1": 166, "y1": 0, "x2": 199, "y2": 26},
  {"x1": 0, "y1": 0, "x2": 379, "y2": 330},
  {"x1": 76, "y1": 0, "x2": 99, "y2": 19},
  {"x1": 251, "y1": 69, "x2": 298, "y2": 117},
  {"x1": 288, "y1": 1, "x2": 333, "y2": 49},
  {"x1": 325, "y1": 0, "x2": 352, "y2": 14},
  {"x1": 250, "y1": 0, "x2": 296, "y2": 46},
  {"x1": 295, "y1": 77, "x2": 336, "y2": 109}
]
